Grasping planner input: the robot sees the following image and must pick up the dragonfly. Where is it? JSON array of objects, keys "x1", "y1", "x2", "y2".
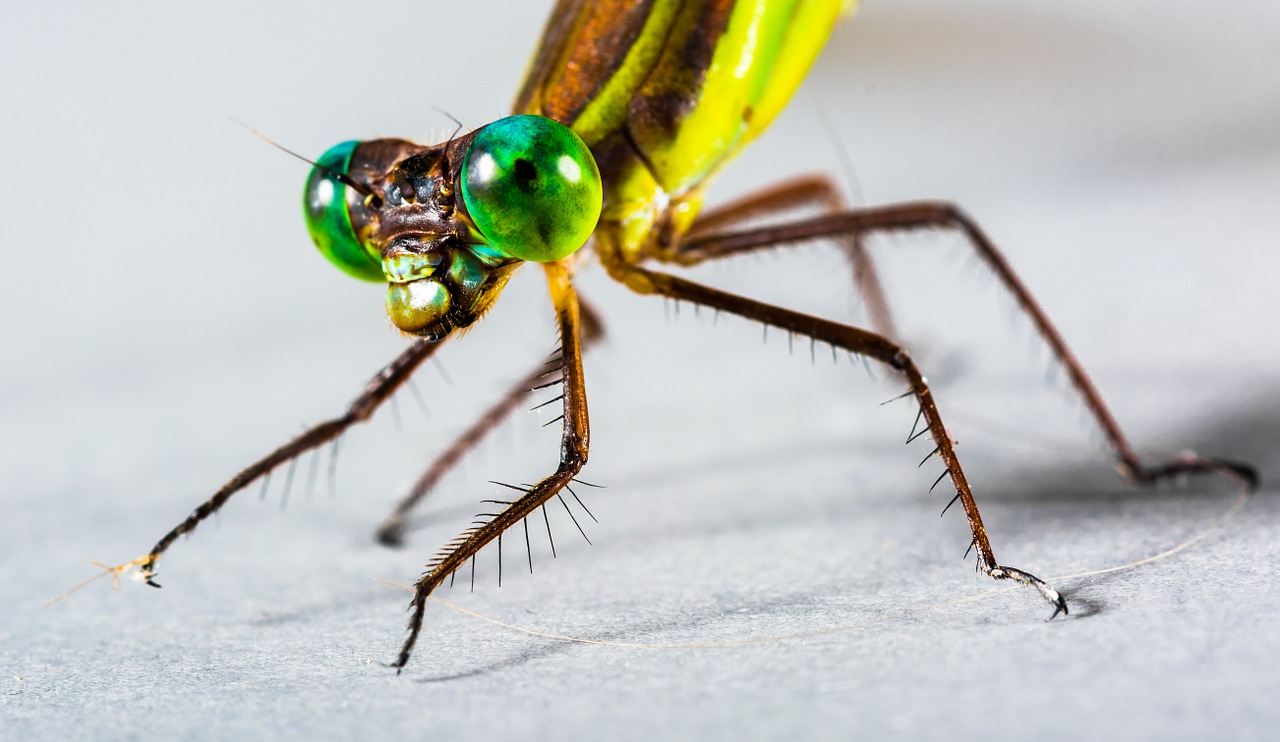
[{"x1": 119, "y1": 0, "x2": 1255, "y2": 672}]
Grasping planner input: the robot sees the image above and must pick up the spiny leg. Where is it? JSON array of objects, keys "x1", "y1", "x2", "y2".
[
  {"x1": 674, "y1": 200, "x2": 1257, "y2": 489},
  {"x1": 137, "y1": 337, "x2": 445, "y2": 585},
  {"x1": 674, "y1": 175, "x2": 898, "y2": 340},
  {"x1": 607, "y1": 258, "x2": 1067, "y2": 614},
  {"x1": 374, "y1": 297, "x2": 606, "y2": 547},
  {"x1": 393, "y1": 261, "x2": 590, "y2": 672}
]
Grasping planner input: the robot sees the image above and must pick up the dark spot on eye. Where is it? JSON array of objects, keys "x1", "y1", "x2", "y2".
[{"x1": 514, "y1": 158, "x2": 538, "y2": 183}]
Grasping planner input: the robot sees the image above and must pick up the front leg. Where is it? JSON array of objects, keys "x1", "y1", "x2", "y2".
[
  {"x1": 678, "y1": 175, "x2": 898, "y2": 340},
  {"x1": 393, "y1": 260, "x2": 590, "y2": 673},
  {"x1": 374, "y1": 296, "x2": 606, "y2": 547},
  {"x1": 137, "y1": 337, "x2": 444, "y2": 585}
]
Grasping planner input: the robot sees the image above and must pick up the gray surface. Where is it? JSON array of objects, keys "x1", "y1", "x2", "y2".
[{"x1": 3, "y1": 1, "x2": 1279, "y2": 739}]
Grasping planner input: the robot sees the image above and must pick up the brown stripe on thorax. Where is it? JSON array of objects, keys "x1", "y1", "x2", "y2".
[
  {"x1": 514, "y1": 0, "x2": 661, "y2": 125},
  {"x1": 626, "y1": 0, "x2": 733, "y2": 142}
]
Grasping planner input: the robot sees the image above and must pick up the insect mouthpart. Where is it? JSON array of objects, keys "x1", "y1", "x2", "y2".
[
  {"x1": 382, "y1": 241, "x2": 454, "y2": 336},
  {"x1": 383, "y1": 245, "x2": 446, "y2": 284}
]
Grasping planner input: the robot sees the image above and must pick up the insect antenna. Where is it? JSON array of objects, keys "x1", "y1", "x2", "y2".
[
  {"x1": 432, "y1": 108, "x2": 472, "y2": 137},
  {"x1": 229, "y1": 117, "x2": 377, "y2": 200}
]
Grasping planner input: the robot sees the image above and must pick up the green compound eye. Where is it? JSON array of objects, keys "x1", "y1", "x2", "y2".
[
  {"x1": 303, "y1": 140, "x2": 384, "y2": 282},
  {"x1": 460, "y1": 115, "x2": 602, "y2": 263}
]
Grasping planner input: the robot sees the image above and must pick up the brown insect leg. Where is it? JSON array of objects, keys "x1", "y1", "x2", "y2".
[
  {"x1": 604, "y1": 260, "x2": 1064, "y2": 614},
  {"x1": 673, "y1": 175, "x2": 898, "y2": 340},
  {"x1": 374, "y1": 297, "x2": 605, "y2": 547},
  {"x1": 138, "y1": 338, "x2": 444, "y2": 585},
  {"x1": 677, "y1": 200, "x2": 1258, "y2": 490},
  {"x1": 603, "y1": 258, "x2": 1067, "y2": 616},
  {"x1": 393, "y1": 262, "x2": 590, "y2": 672}
]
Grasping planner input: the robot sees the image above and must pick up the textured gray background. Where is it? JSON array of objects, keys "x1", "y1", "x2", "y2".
[{"x1": 3, "y1": 1, "x2": 1278, "y2": 739}]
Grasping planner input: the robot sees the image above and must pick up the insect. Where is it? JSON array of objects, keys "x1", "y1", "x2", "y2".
[{"x1": 118, "y1": 0, "x2": 1255, "y2": 672}]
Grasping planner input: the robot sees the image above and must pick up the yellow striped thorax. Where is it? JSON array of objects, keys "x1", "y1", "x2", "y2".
[
  {"x1": 515, "y1": 0, "x2": 855, "y2": 261},
  {"x1": 301, "y1": 1, "x2": 852, "y2": 339}
]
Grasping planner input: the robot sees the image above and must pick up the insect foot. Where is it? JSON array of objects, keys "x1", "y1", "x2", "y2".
[
  {"x1": 1119, "y1": 452, "x2": 1259, "y2": 492},
  {"x1": 43, "y1": 555, "x2": 155, "y2": 608},
  {"x1": 987, "y1": 565, "x2": 1068, "y2": 620}
]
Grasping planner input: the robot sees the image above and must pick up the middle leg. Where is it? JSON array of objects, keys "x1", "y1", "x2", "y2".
[
  {"x1": 674, "y1": 174, "x2": 899, "y2": 340},
  {"x1": 672, "y1": 201, "x2": 1256, "y2": 488}
]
